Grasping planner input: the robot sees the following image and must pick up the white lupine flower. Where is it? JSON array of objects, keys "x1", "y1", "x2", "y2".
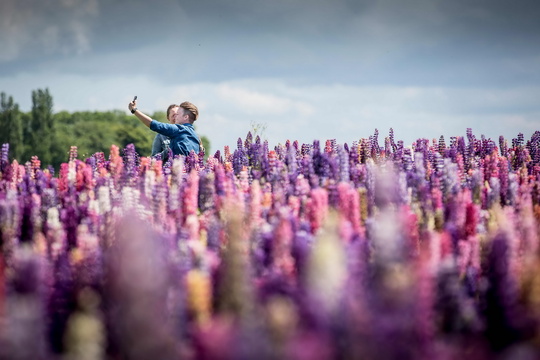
[
  {"x1": 46, "y1": 207, "x2": 61, "y2": 230},
  {"x1": 307, "y1": 211, "x2": 347, "y2": 315},
  {"x1": 144, "y1": 170, "x2": 156, "y2": 200},
  {"x1": 68, "y1": 160, "x2": 76, "y2": 186},
  {"x1": 97, "y1": 187, "x2": 111, "y2": 213}
]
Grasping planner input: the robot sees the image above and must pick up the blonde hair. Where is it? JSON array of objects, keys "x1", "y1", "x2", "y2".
[{"x1": 179, "y1": 101, "x2": 199, "y2": 123}]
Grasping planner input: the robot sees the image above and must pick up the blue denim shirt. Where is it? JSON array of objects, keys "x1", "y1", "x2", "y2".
[
  {"x1": 150, "y1": 120, "x2": 200, "y2": 156},
  {"x1": 151, "y1": 133, "x2": 170, "y2": 158}
]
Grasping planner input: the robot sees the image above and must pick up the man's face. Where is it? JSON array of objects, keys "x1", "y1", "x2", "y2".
[
  {"x1": 167, "y1": 106, "x2": 179, "y2": 123},
  {"x1": 174, "y1": 107, "x2": 188, "y2": 124}
]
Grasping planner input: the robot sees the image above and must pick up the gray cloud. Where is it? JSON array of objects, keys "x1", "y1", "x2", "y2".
[
  {"x1": 0, "y1": 0, "x2": 539, "y2": 155},
  {"x1": 2, "y1": 0, "x2": 539, "y2": 88}
]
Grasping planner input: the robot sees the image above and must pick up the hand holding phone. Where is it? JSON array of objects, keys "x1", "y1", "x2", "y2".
[{"x1": 133, "y1": 96, "x2": 137, "y2": 101}]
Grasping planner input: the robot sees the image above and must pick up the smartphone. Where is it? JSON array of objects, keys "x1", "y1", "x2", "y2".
[{"x1": 133, "y1": 95, "x2": 137, "y2": 101}]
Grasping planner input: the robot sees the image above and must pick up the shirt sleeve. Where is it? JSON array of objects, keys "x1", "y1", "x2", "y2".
[{"x1": 150, "y1": 120, "x2": 181, "y2": 137}]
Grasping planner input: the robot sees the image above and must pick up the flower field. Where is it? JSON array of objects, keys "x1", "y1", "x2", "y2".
[{"x1": 1, "y1": 128, "x2": 540, "y2": 359}]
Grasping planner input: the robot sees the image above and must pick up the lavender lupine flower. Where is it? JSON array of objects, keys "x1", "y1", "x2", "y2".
[
  {"x1": 487, "y1": 177, "x2": 501, "y2": 208},
  {"x1": 0, "y1": 247, "x2": 50, "y2": 360},
  {"x1": 384, "y1": 136, "x2": 392, "y2": 159},
  {"x1": 104, "y1": 215, "x2": 179, "y2": 360}
]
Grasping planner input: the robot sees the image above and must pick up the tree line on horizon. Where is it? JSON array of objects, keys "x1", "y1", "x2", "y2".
[{"x1": 0, "y1": 89, "x2": 210, "y2": 172}]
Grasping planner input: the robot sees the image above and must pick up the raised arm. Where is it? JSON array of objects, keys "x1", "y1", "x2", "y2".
[{"x1": 128, "y1": 99, "x2": 152, "y2": 128}]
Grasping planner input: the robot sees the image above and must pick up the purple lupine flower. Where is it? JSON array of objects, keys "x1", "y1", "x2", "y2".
[
  {"x1": 212, "y1": 149, "x2": 222, "y2": 163},
  {"x1": 185, "y1": 150, "x2": 199, "y2": 174},
  {"x1": 441, "y1": 159, "x2": 459, "y2": 201},
  {"x1": 481, "y1": 230, "x2": 536, "y2": 352},
  {"x1": 0, "y1": 143, "x2": 9, "y2": 174},
  {"x1": 370, "y1": 128, "x2": 380, "y2": 160},
  {"x1": 336, "y1": 145, "x2": 349, "y2": 183},
  {"x1": 434, "y1": 262, "x2": 482, "y2": 337},
  {"x1": 47, "y1": 252, "x2": 77, "y2": 354},
  {"x1": 497, "y1": 156, "x2": 510, "y2": 205},
  {"x1": 244, "y1": 131, "x2": 253, "y2": 149},
  {"x1": 527, "y1": 130, "x2": 540, "y2": 169},
  {"x1": 487, "y1": 177, "x2": 501, "y2": 208},
  {"x1": 232, "y1": 146, "x2": 248, "y2": 175}
]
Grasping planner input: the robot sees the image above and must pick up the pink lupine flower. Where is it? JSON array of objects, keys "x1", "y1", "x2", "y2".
[
  {"x1": 457, "y1": 239, "x2": 471, "y2": 278},
  {"x1": 306, "y1": 187, "x2": 328, "y2": 233},
  {"x1": 68, "y1": 146, "x2": 78, "y2": 163},
  {"x1": 288, "y1": 195, "x2": 300, "y2": 219},
  {"x1": 272, "y1": 210, "x2": 296, "y2": 279},
  {"x1": 108, "y1": 144, "x2": 124, "y2": 186},
  {"x1": 237, "y1": 168, "x2": 250, "y2": 195},
  {"x1": 249, "y1": 180, "x2": 263, "y2": 228},
  {"x1": 183, "y1": 169, "x2": 199, "y2": 217},
  {"x1": 76, "y1": 161, "x2": 95, "y2": 192},
  {"x1": 10, "y1": 160, "x2": 25, "y2": 189},
  {"x1": 0, "y1": 254, "x2": 5, "y2": 315},
  {"x1": 516, "y1": 189, "x2": 539, "y2": 259},
  {"x1": 30, "y1": 156, "x2": 41, "y2": 179}
]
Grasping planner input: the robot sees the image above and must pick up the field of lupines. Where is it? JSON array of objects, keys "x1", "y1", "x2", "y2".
[{"x1": 1, "y1": 128, "x2": 540, "y2": 360}]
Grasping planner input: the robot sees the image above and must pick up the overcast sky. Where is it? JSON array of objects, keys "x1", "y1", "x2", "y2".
[{"x1": 1, "y1": 0, "x2": 539, "y2": 154}]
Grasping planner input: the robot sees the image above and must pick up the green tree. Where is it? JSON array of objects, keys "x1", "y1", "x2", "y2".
[
  {"x1": 201, "y1": 135, "x2": 211, "y2": 156},
  {"x1": 27, "y1": 88, "x2": 55, "y2": 166},
  {"x1": 0, "y1": 92, "x2": 23, "y2": 161}
]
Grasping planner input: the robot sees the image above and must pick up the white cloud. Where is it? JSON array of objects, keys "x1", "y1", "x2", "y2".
[{"x1": 215, "y1": 84, "x2": 314, "y2": 116}]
